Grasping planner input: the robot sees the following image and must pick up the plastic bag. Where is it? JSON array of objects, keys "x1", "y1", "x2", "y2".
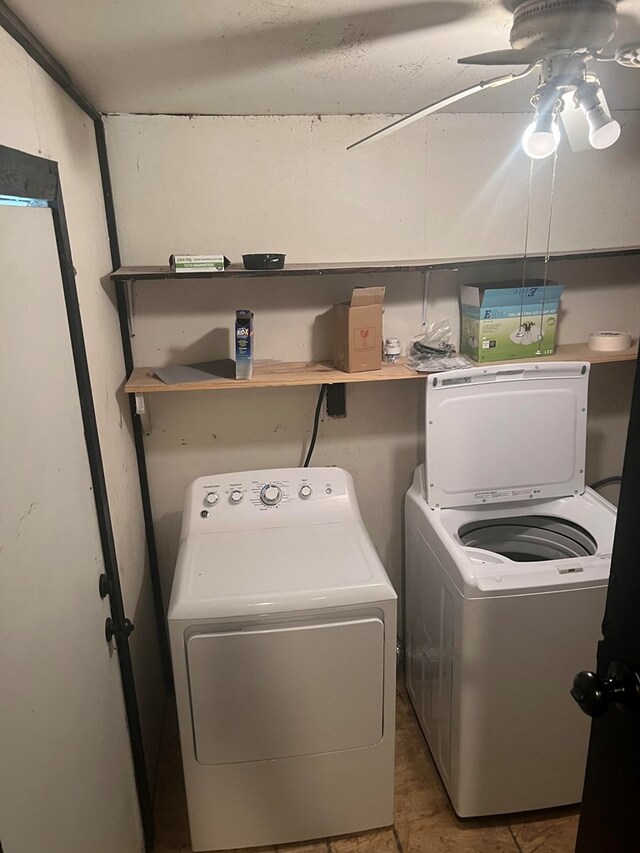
[{"x1": 406, "y1": 318, "x2": 474, "y2": 373}]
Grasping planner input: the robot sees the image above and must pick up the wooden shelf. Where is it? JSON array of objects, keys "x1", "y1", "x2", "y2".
[
  {"x1": 111, "y1": 247, "x2": 640, "y2": 282},
  {"x1": 125, "y1": 342, "x2": 637, "y2": 394},
  {"x1": 127, "y1": 358, "x2": 418, "y2": 393}
]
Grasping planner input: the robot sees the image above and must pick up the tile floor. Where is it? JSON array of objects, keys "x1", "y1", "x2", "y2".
[{"x1": 154, "y1": 684, "x2": 580, "y2": 853}]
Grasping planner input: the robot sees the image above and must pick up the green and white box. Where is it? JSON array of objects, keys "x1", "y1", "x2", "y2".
[
  {"x1": 169, "y1": 254, "x2": 230, "y2": 273},
  {"x1": 460, "y1": 280, "x2": 564, "y2": 363}
]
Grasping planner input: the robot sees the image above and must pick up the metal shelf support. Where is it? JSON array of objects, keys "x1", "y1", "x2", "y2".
[{"x1": 135, "y1": 393, "x2": 151, "y2": 435}]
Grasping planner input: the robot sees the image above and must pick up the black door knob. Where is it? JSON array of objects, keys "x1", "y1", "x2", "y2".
[{"x1": 571, "y1": 661, "x2": 640, "y2": 718}]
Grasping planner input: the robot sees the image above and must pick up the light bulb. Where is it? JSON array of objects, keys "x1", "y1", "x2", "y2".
[
  {"x1": 575, "y1": 82, "x2": 621, "y2": 151},
  {"x1": 586, "y1": 107, "x2": 621, "y2": 149},
  {"x1": 522, "y1": 120, "x2": 560, "y2": 159}
]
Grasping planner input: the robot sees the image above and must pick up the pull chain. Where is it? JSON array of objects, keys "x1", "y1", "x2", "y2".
[
  {"x1": 535, "y1": 147, "x2": 559, "y2": 356},
  {"x1": 517, "y1": 156, "x2": 536, "y2": 337}
]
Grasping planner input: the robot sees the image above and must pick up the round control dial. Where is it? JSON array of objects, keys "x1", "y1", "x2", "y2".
[
  {"x1": 260, "y1": 484, "x2": 282, "y2": 506},
  {"x1": 204, "y1": 492, "x2": 219, "y2": 506},
  {"x1": 229, "y1": 490, "x2": 244, "y2": 504},
  {"x1": 299, "y1": 484, "x2": 312, "y2": 500}
]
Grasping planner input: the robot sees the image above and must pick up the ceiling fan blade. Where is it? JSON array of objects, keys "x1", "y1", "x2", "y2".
[
  {"x1": 347, "y1": 66, "x2": 538, "y2": 150},
  {"x1": 458, "y1": 49, "x2": 544, "y2": 65}
]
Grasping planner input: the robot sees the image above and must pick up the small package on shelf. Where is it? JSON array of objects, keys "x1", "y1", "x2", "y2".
[
  {"x1": 333, "y1": 287, "x2": 385, "y2": 373},
  {"x1": 406, "y1": 318, "x2": 473, "y2": 372},
  {"x1": 169, "y1": 254, "x2": 230, "y2": 273}
]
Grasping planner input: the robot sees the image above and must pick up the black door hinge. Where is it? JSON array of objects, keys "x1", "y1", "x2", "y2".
[{"x1": 105, "y1": 617, "x2": 135, "y2": 644}]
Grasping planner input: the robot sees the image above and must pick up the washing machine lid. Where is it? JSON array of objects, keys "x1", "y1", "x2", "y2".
[
  {"x1": 168, "y1": 521, "x2": 396, "y2": 620},
  {"x1": 425, "y1": 362, "x2": 589, "y2": 509}
]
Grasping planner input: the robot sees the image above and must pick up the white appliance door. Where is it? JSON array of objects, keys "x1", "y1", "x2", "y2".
[
  {"x1": 187, "y1": 618, "x2": 385, "y2": 765},
  {"x1": 425, "y1": 362, "x2": 589, "y2": 508},
  {"x1": 0, "y1": 206, "x2": 142, "y2": 851}
]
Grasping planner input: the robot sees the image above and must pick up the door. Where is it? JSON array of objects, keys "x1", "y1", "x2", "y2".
[
  {"x1": 187, "y1": 619, "x2": 385, "y2": 765},
  {"x1": 572, "y1": 349, "x2": 640, "y2": 851},
  {"x1": 0, "y1": 204, "x2": 143, "y2": 851}
]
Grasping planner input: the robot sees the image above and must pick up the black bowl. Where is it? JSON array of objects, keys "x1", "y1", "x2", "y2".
[{"x1": 242, "y1": 253, "x2": 286, "y2": 270}]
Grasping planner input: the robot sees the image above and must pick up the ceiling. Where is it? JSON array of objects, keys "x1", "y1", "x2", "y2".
[{"x1": 8, "y1": 0, "x2": 640, "y2": 115}]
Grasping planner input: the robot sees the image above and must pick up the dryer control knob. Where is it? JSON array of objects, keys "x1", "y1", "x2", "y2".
[
  {"x1": 204, "y1": 492, "x2": 219, "y2": 506},
  {"x1": 299, "y1": 484, "x2": 312, "y2": 500},
  {"x1": 260, "y1": 484, "x2": 282, "y2": 506},
  {"x1": 229, "y1": 490, "x2": 244, "y2": 504}
]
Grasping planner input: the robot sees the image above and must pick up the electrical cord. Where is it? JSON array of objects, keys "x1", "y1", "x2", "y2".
[
  {"x1": 590, "y1": 476, "x2": 622, "y2": 491},
  {"x1": 303, "y1": 384, "x2": 328, "y2": 468}
]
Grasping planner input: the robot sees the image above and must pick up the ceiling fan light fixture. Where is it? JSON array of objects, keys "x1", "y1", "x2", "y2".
[{"x1": 575, "y1": 81, "x2": 620, "y2": 149}]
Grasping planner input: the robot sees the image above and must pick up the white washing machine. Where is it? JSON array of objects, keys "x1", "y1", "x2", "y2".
[
  {"x1": 405, "y1": 362, "x2": 617, "y2": 817},
  {"x1": 168, "y1": 467, "x2": 397, "y2": 852}
]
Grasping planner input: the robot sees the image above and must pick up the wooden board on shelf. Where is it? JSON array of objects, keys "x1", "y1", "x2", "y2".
[
  {"x1": 126, "y1": 358, "x2": 418, "y2": 393},
  {"x1": 111, "y1": 247, "x2": 640, "y2": 282},
  {"x1": 125, "y1": 342, "x2": 638, "y2": 394},
  {"x1": 533, "y1": 341, "x2": 638, "y2": 365}
]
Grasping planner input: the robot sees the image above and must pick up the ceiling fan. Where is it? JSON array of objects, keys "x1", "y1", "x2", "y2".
[{"x1": 348, "y1": 0, "x2": 640, "y2": 157}]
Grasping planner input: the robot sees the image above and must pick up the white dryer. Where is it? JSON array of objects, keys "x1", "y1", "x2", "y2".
[
  {"x1": 169, "y1": 467, "x2": 397, "y2": 852},
  {"x1": 405, "y1": 362, "x2": 617, "y2": 817}
]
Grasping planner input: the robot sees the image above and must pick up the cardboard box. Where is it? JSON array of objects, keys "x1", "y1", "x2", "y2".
[
  {"x1": 460, "y1": 280, "x2": 564, "y2": 363},
  {"x1": 169, "y1": 254, "x2": 230, "y2": 273},
  {"x1": 333, "y1": 287, "x2": 385, "y2": 373}
]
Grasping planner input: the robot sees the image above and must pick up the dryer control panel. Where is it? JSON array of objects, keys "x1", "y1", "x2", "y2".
[{"x1": 180, "y1": 467, "x2": 360, "y2": 538}]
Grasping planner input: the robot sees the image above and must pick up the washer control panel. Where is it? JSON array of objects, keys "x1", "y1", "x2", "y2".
[{"x1": 182, "y1": 468, "x2": 353, "y2": 536}]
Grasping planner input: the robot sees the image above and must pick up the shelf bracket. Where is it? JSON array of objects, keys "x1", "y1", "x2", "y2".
[
  {"x1": 326, "y1": 383, "x2": 347, "y2": 418},
  {"x1": 125, "y1": 279, "x2": 136, "y2": 337},
  {"x1": 135, "y1": 393, "x2": 151, "y2": 435}
]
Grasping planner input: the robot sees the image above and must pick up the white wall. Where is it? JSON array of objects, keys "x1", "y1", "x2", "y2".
[
  {"x1": 0, "y1": 28, "x2": 164, "y2": 783},
  {"x1": 424, "y1": 113, "x2": 640, "y2": 259},
  {"x1": 1, "y1": 204, "x2": 142, "y2": 853},
  {"x1": 107, "y1": 113, "x2": 640, "y2": 263},
  {"x1": 105, "y1": 113, "x2": 639, "y2": 617}
]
